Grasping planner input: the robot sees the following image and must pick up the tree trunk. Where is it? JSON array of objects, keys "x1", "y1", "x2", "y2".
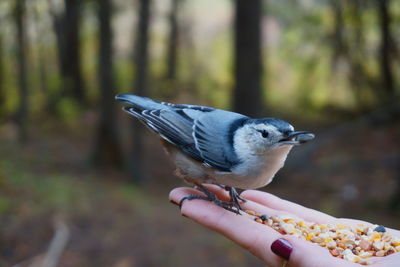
[
  {"x1": 233, "y1": 0, "x2": 263, "y2": 117},
  {"x1": 330, "y1": 0, "x2": 346, "y2": 67},
  {"x1": 63, "y1": 0, "x2": 85, "y2": 103},
  {"x1": 0, "y1": 32, "x2": 5, "y2": 121},
  {"x1": 49, "y1": 1, "x2": 64, "y2": 82},
  {"x1": 377, "y1": 0, "x2": 395, "y2": 102},
  {"x1": 134, "y1": 0, "x2": 151, "y2": 95},
  {"x1": 49, "y1": 0, "x2": 85, "y2": 106},
  {"x1": 33, "y1": 4, "x2": 49, "y2": 95},
  {"x1": 390, "y1": 161, "x2": 400, "y2": 210},
  {"x1": 131, "y1": 0, "x2": 152, "y2": 183},
  {"x1": 165, "y1": 0, "x2": 181, "y2": 81},
  {"x1": 14, "y1": 0, "x2": 29, "y2": 144},
  {"x1": 93, "y1": 0, "x2": 123, "y2": 168}
]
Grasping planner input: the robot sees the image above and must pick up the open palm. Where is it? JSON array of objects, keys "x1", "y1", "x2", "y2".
[{"x1": 169, "y1": 185, "x2": 400, "y2": 267}]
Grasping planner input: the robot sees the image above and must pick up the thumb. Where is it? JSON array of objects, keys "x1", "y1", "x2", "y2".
[{"x1": 271, "y1": 236, "x2": 358, "y2": 267}]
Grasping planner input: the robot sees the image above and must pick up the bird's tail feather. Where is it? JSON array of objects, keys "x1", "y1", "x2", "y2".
[{"x1": 115, "y1": 94, "x2": 166, "y2": 111}]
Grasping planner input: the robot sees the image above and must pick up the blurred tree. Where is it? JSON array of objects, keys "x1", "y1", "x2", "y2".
[
  {"x1": 49, "y1": 0, "x2": 86, "y2": 106},
  {"x1": 93, "y1": 0, "x2": 122, "y2": 168},
  {"x1": 376, "y1": 0, "x2": 400, "y2": 210},
  {"x1": 32, "y1": 3, "x2": 49, "y2": 95},
  {"x1": 233, "y1": 0, "x2": 263, "y2": 117},
  {"x1": 164, "y1": 0, "x2": 181, "y2": 82},
  {"x1": 0, "y1": 29, "x2": 4, "y2": 121},
  {"x1": 133, "y1": 0, "x2": 151, "y2": 96},
  {"x1": 345, "y1": 1, "x2": 372, "y2": 109},
  {"x1": 330, "y1": 0, "x2": 346, "y2": 68},
  {"x1": 14, "y1": 0, "x2": 29, "y2": 144},
  {"x1": 377, "y1": 0, "x2": 395, "y2": 103},
  {"x1": 329, "y1": 0, "x2": 376, "y2": 110},
  {"x1": 130, "y1": 0, "x2": 152, "y2": 183},
  {"x1": 391, "y1": 162, "x2": 400, "y2": 211}
]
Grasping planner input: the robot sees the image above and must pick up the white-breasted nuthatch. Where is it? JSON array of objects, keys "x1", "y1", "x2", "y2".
[{"x1": 116, "y1": 94, "x2": 315, "y2": 213}]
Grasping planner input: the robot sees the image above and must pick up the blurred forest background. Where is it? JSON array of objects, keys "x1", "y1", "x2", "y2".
[{"x1": 0, "y1": 0, "x2": 400, "y2": 266}]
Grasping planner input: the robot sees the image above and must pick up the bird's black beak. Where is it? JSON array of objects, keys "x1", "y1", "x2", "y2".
[{"x1": 279, "y1": 131, "x2": 315, "y2": 146}]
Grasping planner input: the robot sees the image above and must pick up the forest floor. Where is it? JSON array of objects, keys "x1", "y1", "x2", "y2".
[{"x1": 0, "y1": 112, "x2": 399, "y2": 266}]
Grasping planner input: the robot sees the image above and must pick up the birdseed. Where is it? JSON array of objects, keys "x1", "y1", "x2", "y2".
[{"x1": 246, "y1": 210, "x2": 400, "y2": 265}]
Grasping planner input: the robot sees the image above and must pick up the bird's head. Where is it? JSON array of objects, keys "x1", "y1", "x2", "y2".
[{"x1": 232, "y1": 118, "x2": 315, "y2": 156}]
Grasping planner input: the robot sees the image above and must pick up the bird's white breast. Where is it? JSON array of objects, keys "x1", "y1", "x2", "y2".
[
  {"x1": 228, "y1": 145, "x2": 293, "y2": 189},
  {"x1": 164, "y1": 141, "x2": 293, "y2": 190}
]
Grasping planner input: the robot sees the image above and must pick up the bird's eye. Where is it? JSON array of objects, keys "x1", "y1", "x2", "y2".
[{"x1": 260, "y1": 130, "x2": 269, "y2": 138}]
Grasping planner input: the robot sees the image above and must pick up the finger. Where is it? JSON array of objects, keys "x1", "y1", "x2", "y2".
[
  {"x1": 373, "y1": 252, "x2": 400, "y2": 266},
  {"x1": 337, "y1": 218, "x2": 400, "y2": 236},
  {"x1": 385, "y1": 227, "x2": 400, "y2": 236},
  {"x1": 169, "y1": 187, "x2": 286, "y2": 266},
  {"x1": 277, "y1": 235, "x2": 358, "y2": 267},
  {"x1": 240, "y1": 196, "x2": 304, "y2": 218},
  {"x1": 241, "y1": 190, "x2": 336, "y2": 223}
]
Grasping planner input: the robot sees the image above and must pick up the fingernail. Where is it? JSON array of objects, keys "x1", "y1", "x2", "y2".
[
  {"x1": 271, "y1": 238, "x2": 292, "y2": 260},
  {"x1": 170, "y1": 199, "x2": 179, "y2": 206}
]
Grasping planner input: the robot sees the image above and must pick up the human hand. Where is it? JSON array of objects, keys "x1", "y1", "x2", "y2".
[{"x1": 169, "y1": 186, "x2": 400, "y2": 267}]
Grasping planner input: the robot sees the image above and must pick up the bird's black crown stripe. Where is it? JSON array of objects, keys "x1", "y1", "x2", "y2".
[{"x1": 227, "y1": 117, "x2": 248, "y2": 147}]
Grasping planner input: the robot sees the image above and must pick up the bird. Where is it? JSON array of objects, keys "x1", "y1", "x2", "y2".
[{"x1": 116, "y1": 94, "x2": 315, "y2": 213}]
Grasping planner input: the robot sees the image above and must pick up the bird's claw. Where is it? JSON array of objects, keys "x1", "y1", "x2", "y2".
[
  {"x1": 179, "y1": 194, "x2": 210, "y2": 209},
  {"x1": 180, "y1": 184, "x2": 244, "y2": 214},
  {"x1": 223, "y1": 186, "x2": 246, "y2": 212}
]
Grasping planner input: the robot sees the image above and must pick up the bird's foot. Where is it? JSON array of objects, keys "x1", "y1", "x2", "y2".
[
  {"x1": 225, "y1": 186, "x2": 247, "y2": 207},
  {"x1": 180, "y1": 184, "x2": 242, "y2": 214},
  {"x1": 216, "y1": 185, "x2": 246, "y2": 210}
]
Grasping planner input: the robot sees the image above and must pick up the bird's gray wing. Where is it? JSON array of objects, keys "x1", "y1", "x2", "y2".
[
  {"x1": 193, "y1": 109, "x2": 248, "y2": 172},
  {"x1": 123, "y1": 106, "x2": 205, "y2": 162},
  {"x1": 117, "y1": 94, "x2": 212, "y2": 163}
]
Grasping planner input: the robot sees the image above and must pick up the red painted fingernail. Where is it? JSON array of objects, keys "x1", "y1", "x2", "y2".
[{"x1": 271, "y1": 238, "x2": 292, "y2": 260}]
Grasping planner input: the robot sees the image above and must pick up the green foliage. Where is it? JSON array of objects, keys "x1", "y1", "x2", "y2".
[
  {"x1": 57, "y1": 97, "x2": 83, "y2": 127},
  {"x1": 0, "y1": 0, "x2": 398, "y2": 126}
]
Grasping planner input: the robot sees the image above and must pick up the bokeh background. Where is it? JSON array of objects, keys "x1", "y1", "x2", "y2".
[{"x1": 1, "y1": 0, "x2": 399, "y2": 266}]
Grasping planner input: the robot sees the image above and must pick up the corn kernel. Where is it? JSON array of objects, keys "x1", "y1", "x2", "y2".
[
  {"x1": 283, "y1": 219, "x2": 295, "y2": 225},
  {"x1": 358, "y1": 251, "x2": 372, "y2": 259},
  {"x1": 245, "y1": 210, "x2": 256, "y2": 216},
  {"x1": 369, "y1": 232, "x2": 381, "y2": 242},
  {"x1": 306, "y1": 233, "x2": 314, "y2": 241},
  {"x1": 392, "y1": 240, "x2": 400, "y2": 246}
]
